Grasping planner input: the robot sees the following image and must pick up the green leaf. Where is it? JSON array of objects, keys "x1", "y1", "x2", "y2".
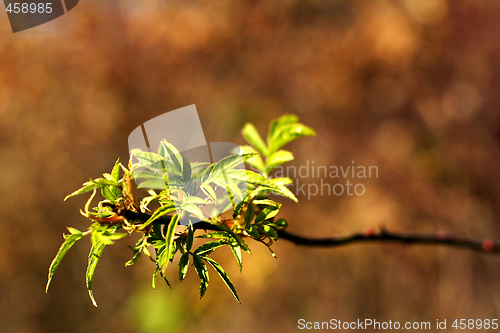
[
  {"x1": 152, "y1": 265, "x2": 159, "y2": 290},
  {"x1": 186, "y1": 223, "x2": 194, "y2": 251},
  {"x1": 86, "y1": 240, "x2": 106, "y2": 307},
  {"x1": 255, "y1": 205, "x2": 281, "y2": 223},
  {"x1": 178, "y1": 252, "x2": 190, "y2": 282},
  {"x1": 226, "y1": 170, "x2": 298, "y2": 202},
  {"x1": 200, "y1": 184, "x2": 217, "y2": 202},
  {"x1": 216, "y1": 224, "x2": 252, "y2": 254},
  {"x1": 246, "y1": 225, "x2": 260, "y2": 239},
  {"x1": 194, "y1": 240, "x2": 228, "y2": 257},
  {"x1": 161, "y1": 214, "x2": 179, "y2": 273},
  {"x1": 253, "y1": 199, "x2": 280, "y2": 206},
  {"x1": 141, "y1": 202, "x2": 177, "y2": 229},
  {"x1": 269, "y1": 218, "x2": 288, "y2": 228},
  {"x1": 267, "y1": 114, "x2": 299, "y2": 143},
  {"x1": 267, "y1": 122, "x2": 316, "y2": 156},
  {"x1": 160, "y1": 140, "x2": 183, "y2": 172},
  {"x1": 269, "y1": 177, "x2": 293, "y2": 186},
  {"x1": 242, "y1": 123, "x2": 268, "y2": 157},
  {"x1": 230, "y1": 244, "x2": 243, "y2": 272},
  {"x1": 258, "y1": 224, "x2": 278, "y2": 240},
  {"x1": 125, "y1": 236, "x2": 146, "y2": 267},
  {"x1": 265, "y1": 149, "x2": 294, "y2": 170},
  {"x1": 66, "y1": 227, "x2": 83, "y2": 235},
  {"x1": 46, "y1": 231, "x2": 84, "y2": 293},
  {"x1": 180, "y1": 203, "x2": 205, "y2": 221},
  {"x1": 108, "y1": 159, "x2": 122, "y2": 200},
  {"x1": 125, "y1": 249, "x2": 142, "y2": 267},
  {"x1": 196, "y1": 231, "x2": 231, "y2": 239},
  {"x1": 131, "y1": 150, "x2": 164, "y2": 164},
  {"x1": 244, "y1": 202, "x2": 255, "y2": 226},
  {"x1": 183, "y1": 196, "x2": 210, "y2": 205},
  {"x1": 64, "y1": 178, "x2": 118, "y2": 201},
  {"x1": 209, "y1": 153, "x2": 256, "y2": 184},
  {"x1": 192, "y1": 256, "x2": 209, "y2": 298},
  {"x1": 182, "y1": 156, "x2": 192, "y2": 182},
  {"x1": 239, "y1": 145, "x2": 265, "y2": 172},
  {"x1": 202, "y1": 257, "x2": 240, "y2": 303}
]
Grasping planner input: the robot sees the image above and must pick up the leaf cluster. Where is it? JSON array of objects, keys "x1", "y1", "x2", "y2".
[{"x1": 46, "y1": 114, "x2": 315, "y2": 306}]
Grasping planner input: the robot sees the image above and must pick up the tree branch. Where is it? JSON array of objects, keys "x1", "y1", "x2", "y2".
[
  {"x1": 277, "y1": 228, "x2": 499, "y2": 254},
  {"x1": 121, "y1": 210, "x2": 499, "y2": 254}
]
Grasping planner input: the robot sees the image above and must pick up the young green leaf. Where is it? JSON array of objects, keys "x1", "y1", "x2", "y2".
[
  {"x1": 86, "y1": 240, "x2": 106, "y2": 307},
  {"x1": 200, "y1": 184, "x2": 217, "y2": 202},
  {"x1": 183, "y1": 196, "x2": 210, "y2": 205},
  {"x1": 178, "y1": 252, "x2": 190, "y2": 282},
  {"x1": 242, "y1": 123, "x2": 268, "y2": 157},
  {"x1": 244, "y1": 202, "x2": 255, "y2": 226},
  {"x1": 267, "y1": 114, "x2": 299, "y2": 141},
  {"x1": 265, "y1": 149, "x2": 294, "y2": 170},
  {"x1": 64, "y1": 178, "x2": 118, "y2": 201},
  {"x1": 239, "y1": 145, "x2": 265, "y2": 172},
  {"x1": 182, "y1": 156, "x2": 192, "y2": 182},
  {"x1": 46, "y1": 231, "x2": 84, "y2": 292},
  {"x1": 141, "y1": 202, "x2": 177, "y2": 229},
  {"x1": 255, "y1": 205, "x2": 281, "y2": 223},
  {"x1": 186, "y1": 223, "x2": 194, "y2": 251},
  {"x1": 192, "y1": 256, "x2": 209, "y2": 298},
  {"x1": 267, "y1": 122, "x2": 316, "y2": 155},
  {"x1": 196, "y1": 231, "x2": 231, "y2": 239},
  {"x1": 180, "y1": 203, "x2": 205, "y2": 221},
  {"x1": 160, "y1": 140, "x2": 183, "y2": 172},
  {"x1": 161, "y1": 214, "x2": 179, "y2": 273},
  {"x1": 209, "y1": 153, "x2": 256, "y2": 185},
  {"x1": 230, "y1": 244, "x2": 243, "y2": 272},
  {"x1": 258, "y1": 224, "x2": 279, "y2": 240},
  {"x1": 269, "y1": 218, "x2": 288, "y2": 228},
  {"x1": 194, "y1": 240, "x2": 228, "y2": 257},
  {"x1": 226, "y1": 170, "x2": 298, "y2": 202},
  {"x1": 202, "y1": 257, "x2": 240, "y2": 303},
  {"x1": 152, "y1": 265, "x2": 159, "y2": 290}
]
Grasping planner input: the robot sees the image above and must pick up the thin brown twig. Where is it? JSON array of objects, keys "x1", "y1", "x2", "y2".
[
  {"x1": 121, "y1": 210, "x2": 500, "y2": 254},
  {"x1": 276, "y1": 228, "x2": 499, "y2": 254}
]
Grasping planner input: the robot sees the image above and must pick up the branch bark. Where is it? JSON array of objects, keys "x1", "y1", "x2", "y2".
[
  {"x1": 277, "y1": 229, "x2": 499, "y2": 254},
  {"x1": 122, "y1": 210, "x2": 499, "y2": 254}
]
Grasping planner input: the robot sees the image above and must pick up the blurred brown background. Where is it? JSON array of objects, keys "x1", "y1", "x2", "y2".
[{"x1": 1, "y1": 0, "x2": 500, "y2": 332}]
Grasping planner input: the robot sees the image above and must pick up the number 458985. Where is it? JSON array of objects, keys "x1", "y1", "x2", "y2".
[
  {"x1": 452, "y1": 319, "x2": 498, "y2": 330},
  {"x1": 6, "y1": 3, "x2": 52, "y2": 14}
]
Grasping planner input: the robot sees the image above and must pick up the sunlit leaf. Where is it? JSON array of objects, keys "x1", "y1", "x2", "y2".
[
  {"x1": 202, "y1": 257, "x2": 240, "y2": 303},
  {"x1": 267, "y1": 122, "x2": 316, "y2": 155},
  {"x1": 186, "y1": 223, "x2": 194, "y2": 251},
  {"x1": 194, "y1": 239, "x2": 227, "y2": 257},
  {"x1": 160, "y1": 140, "x2": 183, "y2": 172},
  {"x1": 141, "y1": 202, "x2": 176, "y2": 229},
  {"x1": 242, "y1": 123, "x2": 268, "y2": 157},
  {"x1": 255, "y1": 205, "x2": 281, "y2": 223},
  {"x1": 178, "y1": 252, "x2": 190, "y2": 282},
  {"x1": 192, "y1": 256, "x2": 209, "y2": 298},
  {"x1": 161, "y1": 214, "x2": 179, "y2": 273},
  {"x1": 86, "y1": 239, "x2": 106, "y2": 307},
  {"x1": 230, "y1": 244, "x2": 242, "y2": 272},
  {"x1": 239, "y1": 145, "x2": 265, "y2": 172},
  {"x1": 265, "y1": 149, "x2": 294, "y2": 170},
  {"x1": 46, "y1": 231, "x2": 83, "y2": 293},
  {"x1": 182, "y1": 156, "x2": 191, "y2": 182},
  {"x1": 180, "y1": 203, "x2": 205, "y2": 221},
  {"x1": 64, "y1": 178, "x2": 118, "y2": 201}
]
